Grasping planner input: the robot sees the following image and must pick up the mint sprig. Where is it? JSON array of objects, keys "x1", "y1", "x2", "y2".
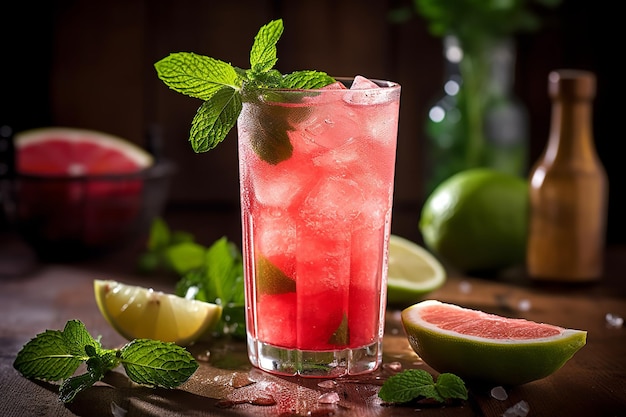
[
  {"x1": 378, "y1": 369, "x2": 468, "y2": 404},
  {"x1": 154, "y1": 19, "x2": 335, "y2": 161},
  {"x1": 13, "y1": 320, "x2": 198, "y2": 403}
]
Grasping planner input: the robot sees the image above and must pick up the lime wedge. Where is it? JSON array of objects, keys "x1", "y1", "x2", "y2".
[
  {"x1": 386, "y1": 234, "x2": 446, "y2": 307},
  {"x1": 94, "y1": 279, "x2": 222, "y2": 346}
]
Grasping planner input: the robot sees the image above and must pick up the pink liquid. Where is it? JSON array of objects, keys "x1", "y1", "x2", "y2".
[{"x1": 238, "y1": 78, "x2": 400, "y2": 354}]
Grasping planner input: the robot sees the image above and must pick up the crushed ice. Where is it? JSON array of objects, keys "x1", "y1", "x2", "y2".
[
  {"x1": 517, "y1": 299, "x2": 531, "y2": 312},
  {"x1": 459, "y1": 281, "x2": 472, "y2": 294},
  {"x1": 490, "y1": 386, "x2": 508, "y2": 401},
  {"x1": 502, "y1": 400, "x2": 530, "y2": 417},
  {"x1": 111, "y1": 401, "x2": 127, "y2": 417},
  {"x1": 317, "y1": 380, "x2": 337, "y2": 389},
  {"x1": 605, "y1": 313, "x2": 624, "y2": 328},
  {"x1": 318, "y1": 392, "x2": 341, "y2": 404},
  {"x1": 383, "y1": 361, "x2": 402, "y2": 372}
]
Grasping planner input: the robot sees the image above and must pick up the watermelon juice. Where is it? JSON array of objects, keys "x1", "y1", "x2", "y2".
[{"x1": 237, "y1": 76, "x2": 401, "y2": 377}]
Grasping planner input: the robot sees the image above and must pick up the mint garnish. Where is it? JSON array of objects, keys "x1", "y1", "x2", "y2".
[
  {"x1": 13, "y1": 320, "x2": 198, "y2": 403},
  {"x1": 154, "y1": 19, "x2": 335, "y2": 162},
  {"x1": 138, "y1": 218, "x2": 245, "y2": 337},
  {"x1": 378, "y1": 369, "x2": 468, "y2": 404}
]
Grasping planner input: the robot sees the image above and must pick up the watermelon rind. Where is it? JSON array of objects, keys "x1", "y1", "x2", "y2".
[
  {"x1": 401, "y1": 300, "x2": 587, "y2": 385},
  {"x1": 14, "y1": 127, "x2": 153, "y2": 174}
]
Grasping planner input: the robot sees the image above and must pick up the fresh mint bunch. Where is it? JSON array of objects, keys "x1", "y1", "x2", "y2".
[
  {"x1": 378, "y1": 369, "x2": 468, "y2": 404},
  {"x1": 13, "y1": 320, "x2": 198, "y2": 403},
  {"x1": 154, "y1": 19, "x2": 335, "y2": 160},
  {"x1": 139, "y1": 218, "x2": 246, "y2": 338}
]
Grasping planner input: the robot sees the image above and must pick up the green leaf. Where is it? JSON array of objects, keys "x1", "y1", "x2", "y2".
[
  {"x1": 189, "y1": 86, "x2": 242, "y2": 152},
  {"x1": 155, "y1": 52, "x2": 240, "y2": 100},
  {"x1": 281, "y1": 71, "x2": 336, "y2": 89},
  {"x1": 436, "y1": 373, "x2": 469, "y2": 400},
  {"x1": 205, "y1": 237, "x2": 244, "y2": 304},
  {"x1": 250, "y1": 19, "x2": 283, "y2": 74},
  {"x1": 379, "y1": 369, "x2": 441, "y2": 403},
  {"x1": 13, "y1": 320, "x2": 97, "y2": 381},
  {"x1": 165, "y1": 241, "x2": 207, "y2": 275},
  {"x1": 59, "y1": 372, "x2": 101, "y2": 403},
  {"x1": 147, "y1": 217, "x2": 170, "y2": 251},
  {"x1": 120, "y1": 339, "x2": 198, "y2": 388}
]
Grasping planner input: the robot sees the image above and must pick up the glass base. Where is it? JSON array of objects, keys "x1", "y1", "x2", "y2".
[{"x1": 247, "y1": 335, "x2": 382, "y2": 378}]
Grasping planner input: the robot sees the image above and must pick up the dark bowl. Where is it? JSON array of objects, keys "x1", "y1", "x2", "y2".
[{"x1": 11, "y1": 160, "x2": 175, "y2": 261}]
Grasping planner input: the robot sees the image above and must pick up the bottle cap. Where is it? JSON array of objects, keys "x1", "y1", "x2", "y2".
[{"x1": 548, "y1": 69, "x2": 596, "y2": 100}]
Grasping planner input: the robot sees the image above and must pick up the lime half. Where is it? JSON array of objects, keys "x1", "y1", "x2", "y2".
[
  {"x1": 386, "y1": 234, "x2": 446, "y2": 307},
  {"x1": 94, "y1": 279, "x2": 222, "y2": 346}
]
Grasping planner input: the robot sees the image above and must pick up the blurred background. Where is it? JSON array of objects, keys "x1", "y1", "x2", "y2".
[{"x1": 1, "y1": 0, "x2": 621, "y2": 249}]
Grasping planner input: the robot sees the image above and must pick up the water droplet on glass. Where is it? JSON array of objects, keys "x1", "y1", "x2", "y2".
[
  {"x1": 459, "y1": 281, "x2": 472, "y2": 294},
  {"x1": 605, "y1": 313, "x2": 624, "y2": 328},
  {"x1": 318, "y1": 391, "x2": 340, "y2": 404},
  {"x1": 317, "y1": 380, "x2": 337, "y2": 389},
  {"x1": 502, "y1": 400, "x2": 530, "y2": 417},
  {"x1": 383, "y1": 361, "x2": 402, "y2": 372},
  {"x1": 490, "y1": 386, "x2": 508, "y2": 400}
]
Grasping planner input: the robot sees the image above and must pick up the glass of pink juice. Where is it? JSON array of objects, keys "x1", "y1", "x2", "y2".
[{"x1": 237, "y1": 76, "x2": 401, "y2": 377}]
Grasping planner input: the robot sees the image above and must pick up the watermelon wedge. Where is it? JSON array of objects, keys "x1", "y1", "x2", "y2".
[
  {"x1": 13, "y1": 127, "x2": 167, "y2": 259},
  {"x1": 401, "y1": 300, "x2": 587, "y2": 385}
]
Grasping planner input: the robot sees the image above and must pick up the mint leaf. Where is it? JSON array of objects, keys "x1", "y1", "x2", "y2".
[
  {"x1": 378, "y1": 369, "x2": 467, "y2": 404},
  {"x1": 165, "y1": 241, "x2": 206, "y2": 275},
  {"x1": 189, "y1": 86, "x2": 242, "y2": 152},
  {"x1": 436, "y1": 373, "x2": 469, "y2": 400},
  {"x1": 250, "y1": 19, "x2": 283, "y2": 73},
  {"x1": 59, "y1": 372, "x2": 101, "y2": 403},
  {"x1": 282, "y1": 70, "x2": 336, "y2": 89},
  {"x1": 13, "y1": 320, "x2": 97, "y2": 381},
  {"x1": 14, "y1": 320, "x2": 200, "y2": 403},
  {"x1": 120, "y1": 339, "x2": 198, "y2": 388},
  {"x1": 154, "y1": 19, "x2": 335, "y2": 163},
  {"x1": 154, "y1": 52, "x2": 240, "y2": 100},
  {"x1": 147, "y1": 217, "x2": 170, "y2": 251}
]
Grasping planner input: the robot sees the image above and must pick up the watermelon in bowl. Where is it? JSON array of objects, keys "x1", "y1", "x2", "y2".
[{"x1": 11, "y1": 127, "x2": 174, "y2": 260}]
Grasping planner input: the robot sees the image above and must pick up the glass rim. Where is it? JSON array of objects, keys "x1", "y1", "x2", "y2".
[{"x1": 251, "y1": 76, "x2": 401, "y2": 93}]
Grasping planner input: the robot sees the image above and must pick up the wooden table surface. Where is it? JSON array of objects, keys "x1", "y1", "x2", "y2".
[{"x1": 1, "y1": 213, "x2": 625, "y2": 417}]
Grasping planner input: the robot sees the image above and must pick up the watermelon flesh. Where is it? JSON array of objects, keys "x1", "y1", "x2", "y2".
[
  {"x1": 12, "y1": 127, "x2": 166, "y2": 259},
  {"x1": 420, "y1": 304, "x2": 563, "y2": 340}
]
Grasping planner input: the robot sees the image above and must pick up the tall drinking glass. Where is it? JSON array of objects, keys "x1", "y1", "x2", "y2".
[{"x1": 237, "y1": 77, "x2": 401, "y2": 377}]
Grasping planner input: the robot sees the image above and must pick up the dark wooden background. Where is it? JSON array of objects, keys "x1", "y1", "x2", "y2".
[{"x1": 1, "y1": 0, "x2": 622, "y2": 245}]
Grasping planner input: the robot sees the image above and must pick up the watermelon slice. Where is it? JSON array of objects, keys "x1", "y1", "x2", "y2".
[
  {"x1": 13, "y1": 127, "x2": 163, "y2": 259},
  {"x1": 401, "y1": 300, "x2": 587, "y2": 385}
]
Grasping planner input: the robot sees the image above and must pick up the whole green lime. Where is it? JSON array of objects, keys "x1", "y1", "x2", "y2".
[{"x1": 419, "y1": 168, "x2": 528, "y2": 272}]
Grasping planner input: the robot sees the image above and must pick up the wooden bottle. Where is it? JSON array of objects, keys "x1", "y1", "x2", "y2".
[{"x1": 526, "y1": 70, "x2": 608, "y2": 282}]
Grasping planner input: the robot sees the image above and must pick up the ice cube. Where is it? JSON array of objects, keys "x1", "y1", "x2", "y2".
[
  {"x1": 299, "y1": 176, "x2": 364, "y2": 230},
  {"x1": 250, "y1": 154, "x2": 316, "y2": 207},
  {"x1": 490, "y1": 386, "x2": 508, "y2": 401},
  {"x1": 502, "y1": 400, "x2": 530, "y2": 417},
  {"x1": 344, "y1": 75, "x2": 389, "y2": 105},
  {"x1": 350, "y1": 75, "x2": 380, "y2": 90},
  {"x1": 318, "y1": 392, "x2": 340, "y2": 404}
]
